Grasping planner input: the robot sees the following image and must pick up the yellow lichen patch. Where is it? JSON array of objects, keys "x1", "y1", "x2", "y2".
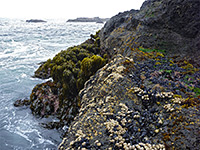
[
  {"x1": 155, "y1": 52, "x2": 165, "y2": 58},
  {"x1": 112, "y1": 27, "x2": 126, "y2": 34},
  {"x1": 155, "y1": 61, "x2": 162, "y2": 65},
  {"x1": 181, "y1": 97, "x2": 200, "y2": 108}
]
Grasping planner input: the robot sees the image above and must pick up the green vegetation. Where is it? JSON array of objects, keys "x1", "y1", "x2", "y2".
[
  {"x1": 164, "y1": 70, "x2": 172, "y2": 74},
  {"x1": 193, "y1": 87, "x2": 200, "y2": 97},
  {"x1": 139, "y1": 47, "x2": 166, "y2": 53}
]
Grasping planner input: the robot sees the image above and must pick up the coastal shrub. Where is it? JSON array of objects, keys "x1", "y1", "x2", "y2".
[
  {"x1": 34, "y1": 29, "x2": 102, "y2": 80},
  {"x1": 63, "y1": 69, "x2": 73, "y2": 81},
  {"x1": 72, "y1": 67, "x2": 80, "y2": 78},
  {"x1": 94, "y1": 37, "x2": 100, "y2": 47},
  {"x1": 81, "y1": 55, "x2": 106, "y2": 77}
]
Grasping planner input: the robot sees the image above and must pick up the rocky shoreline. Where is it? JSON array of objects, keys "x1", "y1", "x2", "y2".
[{"x1": 15, "y1": 0, "x2": 200, "y2": 149}]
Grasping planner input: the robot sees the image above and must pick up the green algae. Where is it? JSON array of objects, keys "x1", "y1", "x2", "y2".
[
  {"x1": 193, "y1": 87, "x2": 200, "y2": 97},
  {"x1": 139, "y1": 47, "x2": 166, "y2": 53}
]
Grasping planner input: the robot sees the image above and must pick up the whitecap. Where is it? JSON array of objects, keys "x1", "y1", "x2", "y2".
[
  {"x1": 14, "y1": 130, "x2": 32, "y2": 143},
  {"x1": 4, "y1": 49, "x2": 14, "y2": 54},
  {"x1": 21, "y1": 73, "x2": 27, "y2": 78}
]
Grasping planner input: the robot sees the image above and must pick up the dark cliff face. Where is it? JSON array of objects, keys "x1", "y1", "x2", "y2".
[
  {"x1": 140, "y1": 0, "x2": 199, "y2": 38},
  {"x1": 100, "y1": 0, "x2": 200, "y2": 57},
  {"x1": 100, "y1": 9, "x2": 139, "y2": 39}
]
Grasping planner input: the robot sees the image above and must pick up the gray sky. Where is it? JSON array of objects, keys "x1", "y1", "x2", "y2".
[{"x1": 0, "y1": 0, "x2": 145, "y2": 19}]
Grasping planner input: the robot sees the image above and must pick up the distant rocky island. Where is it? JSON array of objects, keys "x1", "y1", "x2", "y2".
[
  {"x1": 67, "y1": 17, "x2": 109, "y2": 23},
  {"x1": 26, "y1": 19, "x2": 47, "y2": 23}
]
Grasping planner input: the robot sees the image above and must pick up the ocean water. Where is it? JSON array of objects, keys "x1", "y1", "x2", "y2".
[{"x1": 0, "y1": 18, "x2": 103, "y2": 150}]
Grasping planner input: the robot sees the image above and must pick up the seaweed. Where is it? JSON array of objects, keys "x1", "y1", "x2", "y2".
[
  {"x1": 77, "y1": 55, "x2": 106, "y2": 90},
  {"x1": 30, "y1": 30, "x2": 106, "y2": 127}
]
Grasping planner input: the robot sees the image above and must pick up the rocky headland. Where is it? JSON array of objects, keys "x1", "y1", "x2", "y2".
[
  {"x1": 16, "y1": 0, "x2": 200, "y2": 149},
  {"x1": 67, "y1": 17, "x2": 109, "y2": 23}
]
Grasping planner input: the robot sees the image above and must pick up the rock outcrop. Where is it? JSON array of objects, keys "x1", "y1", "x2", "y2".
[
  {"x1": 15, "y1": 0, "x2": 200, "y2": 149},
  {"x1": 58, "y1": 0, "x2": 200, "y2": 149},
  {"x1": 26, "y1": 19, "x2": 47, "y2": 23},
  {"x1": 100, "y1": 0, "x2": 200, "y2": 58},
  {"x1": 58, "y1": 51, "x2": 200, "y2": 149}
]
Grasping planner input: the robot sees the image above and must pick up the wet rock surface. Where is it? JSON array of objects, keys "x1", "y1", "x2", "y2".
[
  {"x1": 14, "y1": 99, "x2": 31, "y2": 107},
  {"x1": 30, "y1": 81, "x2": 59, "y2": 117}
]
